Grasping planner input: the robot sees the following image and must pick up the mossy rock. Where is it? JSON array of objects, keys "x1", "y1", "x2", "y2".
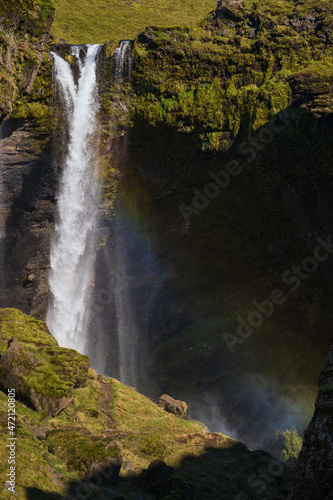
[
  {"x1": 0, "y1": 0, "x2": 54, "y2": 123},
  {"x1": 0, "y1": 308, "x2": 89, "y2": 416},
  {"x1": 0, "y1": 308, "x2": 57, "y2": 347}
]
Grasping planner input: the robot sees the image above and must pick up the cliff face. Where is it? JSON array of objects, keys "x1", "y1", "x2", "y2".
[
  {"x1": 289, "y1": 336, "x2": 333, "y2": 500},
  {"x1": 0, "y1": 118, "x2": 56, "y2": 319},
  {"x1": 0, "y1": 1, "x2": 55, "y2": 319},
  {"x1": 0, "y1": 0, "x2": 333, "y2": 467},
  {"x1": 108, "y1": 107, "x2": 333, "y2": 452},
  {"x1": 107, "y1": 0, "x2": 333, "y2": 449},
  {"x1": 0, "y1": 0, "x2": 54, "y2": 123},
  {"x1": 131, "y1": 0, "x2": 333, "y2": 148}
]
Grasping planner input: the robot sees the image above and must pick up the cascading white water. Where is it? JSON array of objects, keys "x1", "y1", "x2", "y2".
[
  {"x1": 112, "y1": 40, "x2": 137, "y2": 385},
  {"x1": 47, "y1": 44, "x2": 100, "y2": 352},
  {"x1": 114, "y1": 40, "x2": 132, "y2": 84}
]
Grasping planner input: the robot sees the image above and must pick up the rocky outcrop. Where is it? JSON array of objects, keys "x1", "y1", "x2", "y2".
[
  {"x1": 214, "y1": 0, "x2": 244, "y2": 22},
  {"x1": 289, "y1": 336, "x2": 333, "y2": 500},
  {"x1": 87, "y1": 456, "x2": 123, "y2": 486},
  {"x1": 287, "y1": 73, "x2": 333, "y2": 118},
  {"x1": 135, "y1": 459, "x2": 194, "y2": 499},
  {"x1": 0, "y1": 2, "x2": 56, "y2": 320},
  {"x1": 0, "y1": 337, "x2": 74, "y2": 416},
  {"x1": 0, "y1": 0, "x2": 54, "y2": 123},
  {"x1": 158, "y1": 394, "x2": 187, "y2": 418},
  {"x1": 0, "y1": 308, "x2": 89, "y2": 416}
]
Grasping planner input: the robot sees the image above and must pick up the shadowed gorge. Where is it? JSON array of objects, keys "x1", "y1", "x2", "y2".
[{"x1": 0, "y1": 0, "x2": 333, "y2": 499}]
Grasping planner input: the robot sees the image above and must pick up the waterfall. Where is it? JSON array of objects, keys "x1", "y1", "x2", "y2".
[
  {"x1": 112, "y1": 41, "x2": 137, "y2": 386},
  {"x1": 47, "y1": 40, "x2": 141, "y2": 387},
  {"x1": 114, "y1": 40, "x2": 132, "y2": 84},
  {"x1": 47, "y1": 44, "x2": 100, "y2": 352},
  {"x1": 84, "y1": 40, "x2": 142, "y2": 387}
]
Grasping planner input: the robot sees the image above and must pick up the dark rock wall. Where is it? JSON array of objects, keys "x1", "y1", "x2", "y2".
[
  {"x1": 289, "y1": 335, "x2": 333, "y2": 500},
  {"x1": 0, "y1": 118, "x2": 57, "y2": 318},
  {"x1": 0, "y1": 1, "x2": 55, "y2": 318},
  {"x1": 111, "y1": 112, "x2": 333, "y2": 451}
]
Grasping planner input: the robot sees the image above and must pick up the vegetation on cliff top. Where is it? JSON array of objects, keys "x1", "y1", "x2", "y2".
[
  {"x1": 130, "y1": 0, "x2": 333, "y2": 149},
  {"x1": 0, "y1": 0, "x2": 54, "y2": 123},
  {"x1": 50, "y1": 0, "x2": 333, "y2": 44},
  {"x1": 51, "y1": 0, "x2": 217, "y2": 44}
]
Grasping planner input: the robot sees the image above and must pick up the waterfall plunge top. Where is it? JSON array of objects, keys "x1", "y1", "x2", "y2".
[{"x1": 51, "y1": 44, "x2": 101, "y2": 106}]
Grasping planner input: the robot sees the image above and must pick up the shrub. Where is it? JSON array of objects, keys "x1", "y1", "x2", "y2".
[{"x1": 275, "y1": 429, "x2": 303, "y2": 460}]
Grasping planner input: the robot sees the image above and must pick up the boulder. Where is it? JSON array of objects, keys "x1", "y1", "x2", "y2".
[
  {"x1": 47, "y1": 427, "x2": 122, "y2": 480},
  {"x1": 136, "y1": 459, "x2": 174, "y2": 494},
  {"x1": 215, "y1": 0, "x2": 244, "y2": 22},
  {"x1": 0, "y1": 309, "x2": 89, "y2": 416},
  {"x1": 87, "y1": 456, "x2": 123, "y2": 486},
  {"x1": 158, "y1": 394, "x2": 187, "y2": 418},
  {"x1": 137, "y1": 460, "x2": 194, "y2": 499}
]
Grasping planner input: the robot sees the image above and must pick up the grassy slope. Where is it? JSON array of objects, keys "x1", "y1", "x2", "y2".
[
  {"x1": 0, "y1": 375, "x2": 293, "y2": 500},
  {"x1": 0, "y1": 308, "x2": 293, "y2": 499},
  {"x1": 51, "y1": 0, "x2": 217, "y2": 44}
]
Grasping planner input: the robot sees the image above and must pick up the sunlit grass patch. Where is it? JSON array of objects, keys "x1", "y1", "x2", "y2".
[{"x1": 51, "y1": 0, "x2": 217, "y2": 44}]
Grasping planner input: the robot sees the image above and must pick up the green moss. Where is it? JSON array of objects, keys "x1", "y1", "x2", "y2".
[
  {"x1": 41, "y1": 347, "x2": 89, "y2": 388},
  {"x1": 0, "y1": 308, "x2": 58, "y2": 347},
  {"x1": 0, "y1": 394, "x2": 66, "y2": 500},
  {"x1": 12, "y1": 51, "x2": 53, "y2": 128},
  {"x1": 13, "y1": 100, "x2": 51, "y2": 121},
  {"x1": 0, "y1": 308, "x2": 89, "y2": 405},
  {"x1": 47, "y1": 427, "x2": 120, "y2": 476},
  {"x1": 139, "y1": 433, "x2": 167, "y2": 458},
  {"x1": 0, "y1": 0, "x2": 54, "y2": 123},
  {"x1": 129, "y1": 1, "x2": 333, "y2": 149},
  {"x1": 275, "y1": 429, "x2": 303, "y2": 460}
]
